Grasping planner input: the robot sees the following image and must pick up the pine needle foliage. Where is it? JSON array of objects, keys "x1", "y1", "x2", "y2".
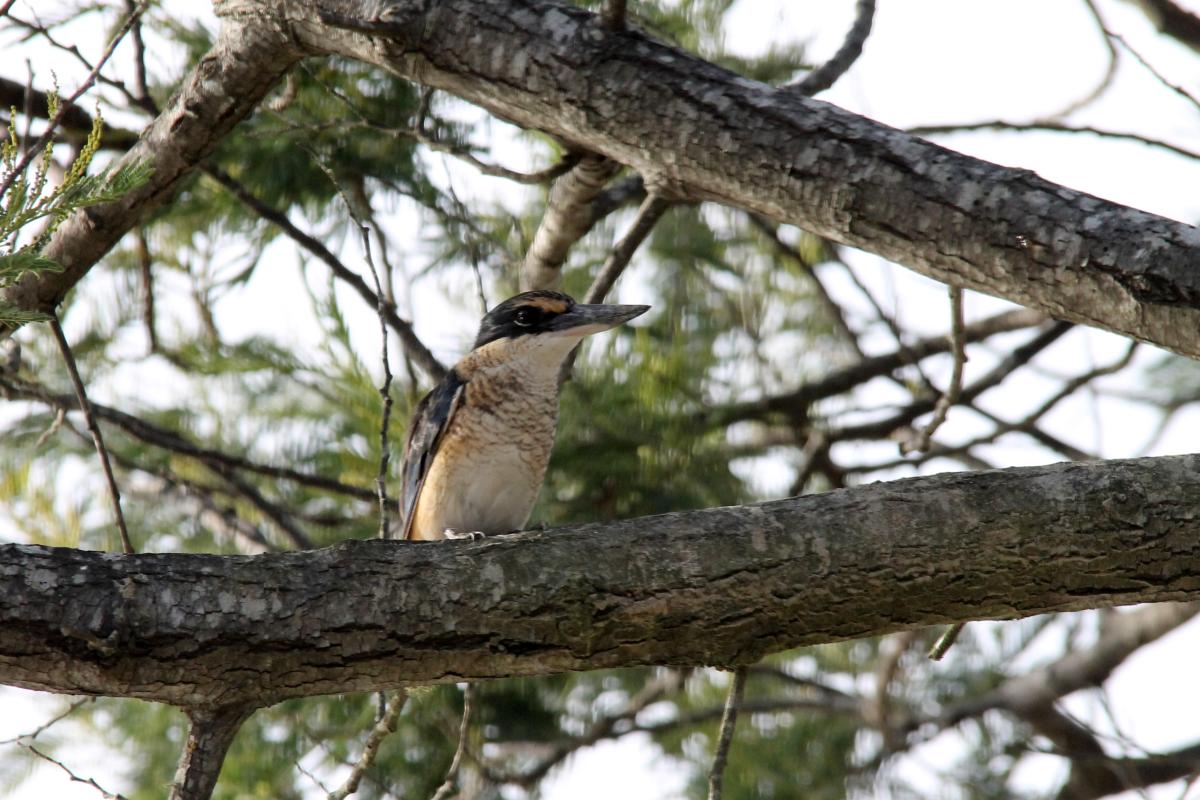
[{"x1": 0, "y1": 92, "x2": 151, "y2": 324}]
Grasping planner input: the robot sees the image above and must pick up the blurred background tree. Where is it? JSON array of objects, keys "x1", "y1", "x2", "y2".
[{"x1": 2, "y1": 0, "x2": 1200, "y2": 798}]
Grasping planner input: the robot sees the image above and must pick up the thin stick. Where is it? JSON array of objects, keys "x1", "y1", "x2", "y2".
[
  {"x1": 789, "y1": 0, "x2": 876, "y2": 96},
  {"x1": 559, "y1": 192, "x2": 670, "y2": 384},
  {"x1": 49, "y1": 316, "x2": 134, "y2": 554},
  {"x1": 707, "y1": 667, "x2": 748, "y2": 800},
  {"x1": 583, "y1": 193, "x2": 671, "y2": 304},
  {"x1": 901, "y1": 285, "x2": 965, "y2": 454},
  {"x1": 23, "y1": 744, "x2": 127, "y2": 800},
  {"x1": 303, "y1": 152, "x2": 395, "y2": 539},
  {"x1": 1107, "y1": 29, "x2": 1200, "y2": 112},
  {"x1": 929, "y1": 622, "x2": 965, "y2": 661},
  {"x1": 327, "y1": 690, "x2": 409, "y2": 800},
  {"x1": 0, "y1": 697, "x2": 94, "y2": 745},
  {"x1": 431, "y1": 684, "x2": 475, "y2": 800}
]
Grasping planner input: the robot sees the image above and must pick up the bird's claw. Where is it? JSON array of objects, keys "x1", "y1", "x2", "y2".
[{"x1": 442, "y1": 528, "x2": 487, "y2": 541}]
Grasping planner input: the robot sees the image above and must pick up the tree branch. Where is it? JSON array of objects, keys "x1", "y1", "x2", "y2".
[
  {"x1": 1, "y1": 10, "x2": 300, "y2": 330},
  {"x1": 520, "y1": 155, "x2": 623, "y2": 291},
  {"x1": 787, "y1": 0, "x2": 875, "y2": 96},
  {"x1": 3, "y1": 455, "x2": 1200, "y2": 707},
  {"x1": 284, "y1": 0, "x2": 1200, "y2": 357},
  {"x1": 169, "y1": 705, "x2": 255, "y2": 800}
]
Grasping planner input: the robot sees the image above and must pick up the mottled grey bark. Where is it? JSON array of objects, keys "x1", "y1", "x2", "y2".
[{"x1": 2, "y1": 455, "x2": 1199, "y2": 709}]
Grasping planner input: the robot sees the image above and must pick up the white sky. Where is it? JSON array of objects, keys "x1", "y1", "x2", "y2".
[{"x1": 3, "y1": 0, "x2": 1200, "y2": 798}]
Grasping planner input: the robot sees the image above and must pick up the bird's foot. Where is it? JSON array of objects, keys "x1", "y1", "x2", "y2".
[{"x1": 442, "y1": 528, "x2": 487, "y2": 541}]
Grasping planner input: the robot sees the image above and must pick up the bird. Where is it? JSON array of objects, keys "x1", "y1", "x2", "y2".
[{"x1": 397, "y1": 290, "x2": 650, "y2": 541}]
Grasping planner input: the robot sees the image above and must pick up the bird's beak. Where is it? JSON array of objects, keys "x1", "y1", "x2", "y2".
[{"x1": 548, "y1": 303, "x2": 650, "y2": 337}]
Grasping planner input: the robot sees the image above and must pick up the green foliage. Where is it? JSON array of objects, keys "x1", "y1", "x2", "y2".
[{"x1": 0, "y1": 93, "x2": 152, "y2": 323}]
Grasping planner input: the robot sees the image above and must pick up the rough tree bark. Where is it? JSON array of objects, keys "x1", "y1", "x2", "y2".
[
  {"x1": 5, "y1": 0, "x2": 1200, "y2": 360},
  {"x1": 3, "y1": 455, "x2": 1199, "y2": 709}
]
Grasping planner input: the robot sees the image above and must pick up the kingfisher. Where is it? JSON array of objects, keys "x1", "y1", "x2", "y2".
[{"x1": 397, "y1": 290, "x2": 650, "y2": 541}]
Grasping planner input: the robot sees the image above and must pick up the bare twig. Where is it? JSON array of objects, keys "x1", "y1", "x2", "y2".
[
  {"x1": 928, "y1": 623, "x2": 965, "y2": 660},
  {"x1": 750, "y1": 216, "x2": 863, "y2": 356},
  {"x1": 583, "y1": 193, "x2": 671, "y2": 304},
  {"x1": 390, "y1": 86, "x2": 584, "y2": 185},
  {"x1": 48, "y1": 316, "x2": 134, "y2": 554},
  {"x1": 0, "y1": 697, "x2": 94, "y2": 745},
  {"x1": 23, "y1": 744, "x2": 127, "y2": 800},
  {"x1": 134, "y1": 228, "x2": 158, "y2": 353},
  {"x1": 909, "y1": 120, "x2": 1200, "y2": 162},
  {"x1": 485, "y1": 669, "x2": 686, "y2": 788},
  {"x1": 1107, "y1": 28, "x2": 1200, "y2": 112},
  {"x1": 431, "y1": 684, "x2": 475, "y2": 800},
  {"x1": 202, "y1": 164, "x2": 446, "y2": 381},
  {"x1": 901, "y1": 285, "x2": 966, "y2": 454},
  {"x1": 560, "y1": 191, "x2": 670, "y2": 382},
  {"x1": 788, "y1": 0, "x2": 876, "y2": 96},
  {"x1": 301, "y1": 154, "x2": 395, "y2": 539},
  {"x1": 0, "y1": 0, "x2": 150, "y2": 200},
  {"x1": 707, "y1": 667, "x2": 748, "y2": 800},
  {"x1": 123, "y1": 0, "x2": 158, "y2": 114},
  {"x1": 327, "y1": 690, "x2": 409, "y2": 800}
]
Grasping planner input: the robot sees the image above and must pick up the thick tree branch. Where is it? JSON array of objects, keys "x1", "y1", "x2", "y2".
[
  {"x1": 3, "y1": 455, "x2": 1200, "y2": 708},
  {"x1": 1122, "y1": 0, "x2": 1200, "y2": 53},
  {"x1": 1, "y1": 12, "x2": 300, "y2": 328},
  {"x1": 276, "y1": 0, "x2": 1200, "y2": 357},
  {"x1": 8, "y1": 0, "x2": 1196, "y2": 357}
]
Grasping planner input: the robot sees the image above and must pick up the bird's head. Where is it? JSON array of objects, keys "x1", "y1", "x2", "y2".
[
  {"x1": 465, "y1": 291, "x2": 649, "y2": 376},
  {"x1": 473, "y1": 291, "x2": 649, "y2": 349}
]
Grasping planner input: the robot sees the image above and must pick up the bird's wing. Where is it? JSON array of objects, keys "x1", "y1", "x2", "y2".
[{"x1": 398, "y1": 369, "x2": 467, "y2": 540}]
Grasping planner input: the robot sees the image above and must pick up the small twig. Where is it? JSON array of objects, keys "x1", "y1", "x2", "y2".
[
  {"x1": 431, "y1": 684, "x2": 475, "y2": 800},
  {"x1": 279, "y1": 151, "x2": 393, "y2": 538},
  {"x1": 123, "y1": 0, "x2": 158, "y2": 114},
  {"x1": 410, "y1": 88, "x2": 582, "y2": 185},
  {"x1": 0, "y1": 697, "x2": 94, "y2": 745},
  {"x1": 788, "y1": 0, "x2": 876, "y2": 96},
  {"x1": 202, "y1": 164, "x2": 446, "y2": 381},
  {"x1": 134, "y1": 228, "x2": 157, "y2": 353},
  {"x1": 0, "y1": 0, "x2": 150, "y2": 200},
  {"x1": 559, "y1": 192, "x2": 669, "y2": 383},
  {"x1": 583, "y1": 193, "x2": 671, "y2": 305},
  {"x1": 900, "y1": 285, "x2": 965, "y2": 455},
  {"x1": 49, "y1": 315, "x2": 134, "y2": 554},
  {"x1": 707, "y1": 667, "x2": 748, "y2": 800},
  {"x1": 929, "y1": 622, "x2": 965, "y2": 660},
  {"x1": 909, "y1": 120, "x2": 1200, "y2": 162},
  {"x1": 23, "y1": 744, "x2": 127, "y2": 800},
  {"x1": 600, "y1": 0, "x2": 627, "y2": 31},
  {"x1": 1107, "y1": 28, "x2": 1200, "y2": 112},
  {"x1": 1045, "y1": 0, "x2": 1118, "y2": 119},
  {"x1": 327, "y1": 690, "x2": 409, "y2": 800}
]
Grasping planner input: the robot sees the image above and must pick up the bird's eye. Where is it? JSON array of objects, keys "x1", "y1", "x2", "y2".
[{"x1": 513, "y1": 308, "x2": 537, "y2": 327}]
